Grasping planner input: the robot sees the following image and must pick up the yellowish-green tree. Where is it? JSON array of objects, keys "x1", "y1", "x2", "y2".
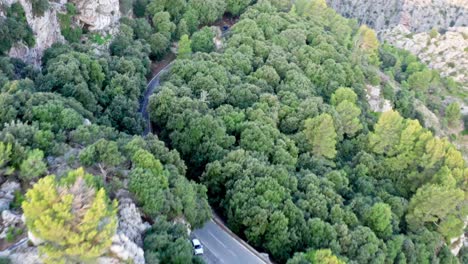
[
  {"x1": 22, "y1": 168, "x2": 118, "y2": 263},
  {"x1": 445, "y1": 102, "x2": 461, "y2": 127},
  {"x1": 369, "y1": 110, "x2": 405, "y2": 155},
  {"x1": 356, "y1": 25, "x2": 380, "y2": 65},
  {"x1": 177, "y1": 34, "x2": 192, "y2": 59},
  {"x1": 406, "y1": 184, "x2": 466, "y2": 240},
  {"x1": 331, "y1": 88, "x2": 362, "y2": 136},
  {"x1": 303, "y1": 113, "x2": 337, "y2": 159}
]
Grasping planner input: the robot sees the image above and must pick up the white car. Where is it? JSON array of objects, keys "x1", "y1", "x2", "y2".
[{"x1": 192, "y1": 238, "x2": 204, "y2": 255}]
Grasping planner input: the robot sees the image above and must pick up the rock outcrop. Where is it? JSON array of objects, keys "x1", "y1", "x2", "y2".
[
  {"x1": 0, "y1": 181, "x2": 20, "y2": 213},
  {"x1": 381, "y1": 25, "x2": 468, "y2": 86},
  {"x1": 2, "y1": 0, "x2": 121, "y2": 65},
  {"x1": 108, "y1": 190, "x2": 149, "y2": 264},
  {"x1": 327, "y1": 0, "x2": 468, "y2": 32},
  {"x1": 70, "y1": 0, "x2": 120, "y2": 31},
  {"x1": 327, "y1": 0, "x2": 468, "y2": 90},
  {"x1": 3, "y1": 0, "x2": 64, "y2": 66},
  {"x1": 366, "y1": 84, "x2": 393, "y2": 113}
]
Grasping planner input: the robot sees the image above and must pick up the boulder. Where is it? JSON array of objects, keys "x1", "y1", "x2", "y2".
[
  {"x1": 27, "y1": 231, "x2": 44, "y2": 246},
  {"x1": 106, "y1": 190, "x2": 149, "y2": 264},
  {"x1": 8, "y1": 242, "x2": 42, "y2": 264}
]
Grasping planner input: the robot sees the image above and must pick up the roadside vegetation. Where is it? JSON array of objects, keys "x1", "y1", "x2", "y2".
[{"x1": 0, "y1": 0, "x2": 466, "y2": 263}]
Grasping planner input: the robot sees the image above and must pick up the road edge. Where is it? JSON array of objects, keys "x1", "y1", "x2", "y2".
[{"x1": 211, "y1": 214, "x2": 271, "y2": 264}]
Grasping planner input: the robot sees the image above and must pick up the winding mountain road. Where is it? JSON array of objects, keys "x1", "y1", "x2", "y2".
[{"x1": 140, "y1": 56, "x2": 270, "y2": 264}]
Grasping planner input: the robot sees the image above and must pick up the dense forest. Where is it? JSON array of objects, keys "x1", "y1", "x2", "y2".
[{"x1": 0, "y1": 0, "x2": 466, "y2": 263}]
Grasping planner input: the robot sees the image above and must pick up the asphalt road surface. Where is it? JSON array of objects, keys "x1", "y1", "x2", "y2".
[{"x1": 193, "y1": 220, "x2": 267, "y2": 264}]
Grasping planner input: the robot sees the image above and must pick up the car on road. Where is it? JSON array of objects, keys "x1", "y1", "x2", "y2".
[{"x1": 192, "y1": 238, "x2": 204, "y2": 255}]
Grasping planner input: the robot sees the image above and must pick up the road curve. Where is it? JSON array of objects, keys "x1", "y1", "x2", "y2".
[{"x1": 140, "y1": 61, "x2": 174, "y2": 135}]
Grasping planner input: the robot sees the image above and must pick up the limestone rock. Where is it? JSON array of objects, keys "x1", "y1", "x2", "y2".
[
  {"x1": 27, "y1": 231, "x2": 44, "y2": 246},
  {"x1": 70, "y1": 0, "x2": 120, "y2": 31},
  {"x1": 7, "y1": 0, "x2": 64, "y2": 66},
  {"x1": 381, "y1": 26, "x2": 468, "y2": 86},
  {"x1": 107, "y1": 190, "x2": 149, "y2": 264},
  {"x1": 0, "y1": 181, "x2": 20, "y2": 213},
  {"x1": 8, "y1": 241, "x2": 42, "y2": 264},
  {"x1": 365, "y1": 84, "x2": 393, "y2": 113},
  {"x1": 0, "y1": 210, "x2": 22, "y2": 239},
  {"x1": 2, "y1": 210, "x2": 21, "y2": 227},
  {"x1": 327, "y1": 0, "x2": 468, "y2": 32}
]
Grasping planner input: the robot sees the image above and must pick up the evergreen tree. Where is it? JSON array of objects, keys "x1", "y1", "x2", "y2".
[
  {"x1": 178, "y1": 34, "x2": 192, "y2": 59},
  {"x1": 303, "y1": 113, "x2": 337, "y2": 159},
  {"x1": 22, "y1": 168, "x2": 118, "y2": 263},
  {"x1": 445, "y1": 102, "x2": 461, "y2": 126}
]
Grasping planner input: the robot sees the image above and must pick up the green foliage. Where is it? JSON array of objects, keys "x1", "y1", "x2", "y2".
[
  {"x1": 58, "y1": 3, "x2": 82, "y2": 43},
  {"x1": 10, "y1": 190, "x2": 25, "y2": 210},
  {"x1": 0, "y1": 257, "x2": 10, "y2": 264},
  {"x1": 89, "y1": 33, "x2": 112, "y2": 45},
  {"x1": 226, "y1": 0, "x2": 253, "y2": 15},
  {"x1": 22, "y1": 168, "x2": 118, "y2": 263},
  {"x1": 445, "y1": 102, "x2": 461, "y2": 126},
  {"x1": 191, "y1": 27, "x2": 215, "y2": 53},
  {"x1": 429, "y1": 28, "x2": 439, "y2": 39},
  {"x1": 178, "y1": 34, "x2": 192, "y2": 59},
  {"x1": 0, "y1": 3, "x2": 35, "y2": 54},
  {"x1": 144, "y1": 218, "x2": 201, "y2": 264},
  {"x1": 364, "y1": 202, "x2": 392, "y2": 238},
  {"x1": 5, "y1": 227, "x2": 23, "y2": 242},
  {"x1": 0, "y1": 141, "x2": 14, "y2": 175},
  {"x1": 79, "y1": 139, "x2": 124, "y2": 172},
  {"x1": 303, "y1": 114, "x2": 337, "y2": 159},
  {"x1": 129, "y1": 149, "x2": 169, "y2": 217},
  {"x1": 288, "y1": 249, "x2": 345, "y2": 264},
  {"x1": 19, "y1": 149, "x2": 47, "y2": 181},
  {"x1": 187, "y1": 0, "x2": 226, "y2": 25},
  {"x1": 149, "y1": 3, "x2": 467, "y2": 263},
  {"x1": 149, "y1": 32, "x2": 170, "y2": 58},
  {"x1": 133, "y1": 0, "x2": 148, "y2": 17},
  {"x1": 406, "y1": 184, "x2": 466, "y2": 239},
  {"x1": 152, "y1": 11, "x2": 176, "y2": 39},
  {"x1": 31, "y1": 0, "x2": 50, "y2": 17}
]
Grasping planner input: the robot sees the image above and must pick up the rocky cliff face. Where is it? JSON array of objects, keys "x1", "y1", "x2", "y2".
[
  {"x1": 70, "y1": 0, "x2": 120, "y2": 31},
  {"x1": 1, "y1": 0, "x2": 120, "y2": 65},
  {"x1": 382, "y1": 25, "x2": 468, "y2": 85},
  {"x1": 327, "y1": 0, "x2": 468, "y2": 89},
  {"x1": 327, "y1": 0, "x2": 468, "y2": 32},
  {"x1": 7, "y1": 0, "x2": 64, "y2": 66}
]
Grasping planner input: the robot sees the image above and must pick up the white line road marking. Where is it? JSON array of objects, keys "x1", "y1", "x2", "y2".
[
  {"x1": 208, "y1": 230, "x2": 228, "y2": 248},
  {"x1": 227, "y1": 249, "x2": 237, "y2": 257}
]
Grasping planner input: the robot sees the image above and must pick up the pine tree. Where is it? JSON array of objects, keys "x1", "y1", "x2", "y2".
[
  {"x1": 22, "y1": 168, "x2": 118, "y2": 263},
  {"x1": 406, "y1": 184, "x2": 466, "y2": 239},
  {"x1": 369, "y1": 110, "x2": 405, "y2": 155},
  {"x1": 303, "y1": 113, "x2": 337, "y2": 159}
]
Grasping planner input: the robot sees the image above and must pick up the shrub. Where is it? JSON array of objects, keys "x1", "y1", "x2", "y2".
[
  {"x1": 59, "y1": 3, "x2": 82, "y2": 43},
  {"x1": 31, "y1": 0, "x2": 50, "y2": 17},
  {"x1": 6, "y1": 227, "x2": 23, "y2": 243},
  {"x1": 191, "y1": 27, "x2": 215, "y2": 53}
]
